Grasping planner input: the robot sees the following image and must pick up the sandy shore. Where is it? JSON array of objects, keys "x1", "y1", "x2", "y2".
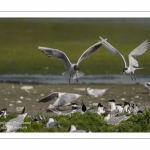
[{"x1": 0, "y1": 82, "x2": 149, "y2": 116}]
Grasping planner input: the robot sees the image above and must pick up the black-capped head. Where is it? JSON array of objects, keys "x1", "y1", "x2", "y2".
[
  {"x1": 122, "y1": 68, "x2": 128, "y2": 74},
  {"x1": 146, "y1": 83, "x2": 150, "y2": 86},
  {"x1": 124, "y1": 102, "x2": 130, "y2": 107},
  {"x1": 108, "y1": 99, "x2": 115, "y2": 103},
  {"x1": 98, "y1": 103, "x2": 103, "y2": 107},
  {"x1": 74, "y1": 65, "x2": 80, "y2": 71},
  {"x1": 116, "y1": 104, "x2": 122, "y2": 106},
  {"x1": 0, "y1": 108, "x2": 7, "y2": 112}
]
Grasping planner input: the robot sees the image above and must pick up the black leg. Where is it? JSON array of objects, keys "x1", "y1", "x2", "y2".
[
  {"x1": 69, "y1": 75, "x2": 71, "y2": 84},
  {"x1": 76, "y1": 78, "x2": 78, "y2": 83},
  {"x1": 130, "y1": 74, "x2": 133, "y2": 81},
  {"x1": 133, "y1": 74, "x2": 136, "y2": 80}
]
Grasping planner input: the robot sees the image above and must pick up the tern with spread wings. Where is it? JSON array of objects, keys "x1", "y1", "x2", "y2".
[
  {"x1": 38, "y1": 92, "x2": 82, "y2": 107},
  {"x1": 38, "y1": 38, "x2": 106, "y2": 83},
  {"x1": 99, "y1": 36, "x2": 150, "y2": 80}
]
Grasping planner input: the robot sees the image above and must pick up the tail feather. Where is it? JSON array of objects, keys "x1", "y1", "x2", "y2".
[
  {"x1": 135, "y1": 67, "x2": 146, "y2": 70},
  {"x1": 72, "y1": 71, "x2": 84, "y2": 79}
]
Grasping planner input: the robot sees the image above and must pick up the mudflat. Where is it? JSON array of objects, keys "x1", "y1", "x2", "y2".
[{"x1": 0, "y1": 82, "x2": 149, "y2": 116}]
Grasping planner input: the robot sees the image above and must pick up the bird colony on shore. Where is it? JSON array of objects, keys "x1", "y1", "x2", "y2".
[{"x1": 0, "y1": 36, "x2": 150, "y2": 132}]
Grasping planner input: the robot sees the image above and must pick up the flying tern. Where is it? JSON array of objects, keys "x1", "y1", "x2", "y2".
[
  {"x1": 99, "y1": 36, "x2": 150, "y2": 80},
  {"x1": 38, "y1": 38, "x2": 106, "y2": 83}
]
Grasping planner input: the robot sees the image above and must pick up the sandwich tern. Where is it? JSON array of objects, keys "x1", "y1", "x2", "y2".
[
  {"x1": 100, "y1": 36, "x2": 150, "y2": 80},
  {"x1": 1, "y1": 107, "x2": 27, "y2": 132},
  {"x1": 0, "y1": 108, "x2": 7, "y2": 118},
  {"x1": 143, "y1": 82, "x2": 150, "y2": 93},
  {"x1": 38, "y1": 38, "x2": 106, "y2": 83}
]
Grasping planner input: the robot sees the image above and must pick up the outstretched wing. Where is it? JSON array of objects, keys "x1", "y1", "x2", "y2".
[
  {"x1": 53, "y1": 93, "x2": 82, "y2": 107},
  {"x1": 99, "y1": 36, "x2": 128, "y2": 68},
  {"x1": 38, "y1": 46, "x2": 72, "y2": 69},
  {"x1": 38, "y1": 92, "x2": 59, "y2": 103},
  {"x1": 129, "y1": 40, "x2": 150, "y2": 67},
  {"x1": 76, "y1": 41, "x2": 103, "y2": 65}
]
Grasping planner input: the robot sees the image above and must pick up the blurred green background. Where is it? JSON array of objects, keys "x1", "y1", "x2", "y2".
[{"x1": 0, "y1": 18, "x2": 150, "y2": 75}]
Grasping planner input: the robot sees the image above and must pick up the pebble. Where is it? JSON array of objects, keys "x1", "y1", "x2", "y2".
[
  {"x1": 21, "y1": 86, "x2": 33, "y2": 90},
  {"x1": 20, "y1": 96, "x2": 24, "y2": 99},
  {"x1": 48, "y1": 104, "x2": 54, "y2": 109},
  {"x1": 93, "y1": 103, "x2": 98, "y2": 106},
  {"x1": 121, "y1": 98, "x2": 126, "y2": 101},
  {"x1": 16, "y1": 107, "x2": 24, "y2": 112},
  {"x1": 4, "y1": 98, "x2": 8, "y2": 101},
  {"x1": 9, "y1": 104, "x2": 14, "y2": 107},
  {"x1": 134, "y1": 95, "x2": 139, "y2": 98},
  {"x1": 101, "y1": 98, "x2": 105, "y2": 100},
  {"x1": 74, "y1": 88, "x2": 85, "y2": 91},
  {"x1": 89, "y1": 101, "x2": 92, "y2": 103},
  {"x1": 32, "y1": 105, "x2": 35, "y2": 107},
  {"x1": 16, "y1": 100, "x2": 22, "y2": 103},
  {"x1": 40, "y1": 94, "x2": 45, "y2": 96}
]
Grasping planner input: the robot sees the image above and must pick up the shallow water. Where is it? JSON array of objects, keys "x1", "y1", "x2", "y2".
[{"x1": 0, "y1": 74, "x2": 150, "y2": 84}]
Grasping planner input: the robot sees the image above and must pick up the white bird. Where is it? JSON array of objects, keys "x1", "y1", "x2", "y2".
[
  {"x1": 123, "y1": 102, "x2": 131, "y2": 114},
  {"x1": 100, "y1": 36, "x2": 150, "y2": 80},
  {"x1": 38, "y1": 38, "x2": 106, "y2": 83},
  {"x1": 0, "y1": 108, "x2": 7, "y2": 118},
  {"x1": 97, "y1": 103, "x2": 105, "y2": 115},
  {"x1": 69, "y1": 125, "x2": 86, "y2": 133},
  {"x1": 1, "y1": 107, "x2": 27, "y2": 132},
  {"x1": 107, "y1": 99, "x2": 116, "y2": 112},
  {"x1": 143, "y1": 82, "x2": 150, "y2": 93},
  {"x1": 46, "y1": 118, "x2": 57, "y2": 127},
  {"x1": 116, "y1": 104, "x2": 124, "y2": 115},
  {"x1": 38, "y1": 92, "x2": 82, "y2": 107},
  {"x1": 87, "y1": 87, "x2": 111, "y2": 97},
  {"x1": 107, "y1": 114, "x2": 131, "y2": 125},
  {"x1": 32, "y1": 114, "x2": 43, "y2": 122}
]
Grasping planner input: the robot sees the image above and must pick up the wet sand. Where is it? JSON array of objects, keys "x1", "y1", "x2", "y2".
[{"x1": 0, "y1": 82, "x2": 150, "y2": 116}]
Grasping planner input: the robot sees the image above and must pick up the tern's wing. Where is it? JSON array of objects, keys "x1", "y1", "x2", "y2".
[
  {"x1": 38, "y1": 46, "x2": 72, "y2": 69},
  {"x1": 76, "y1": 40, "x2": 103, "y2": 65},
  {"x1": 128, "y1": 40, "x2": 150, "y2": 67},
  {"x1": 38, "y1": 92, "x2": 59, "y2": 103},
  {"x1": 99, "y1": 36, "x2": 128, "y2": 68},
  {"x1": 54, "y1": 93, "x2": 81, "y2": 107}
]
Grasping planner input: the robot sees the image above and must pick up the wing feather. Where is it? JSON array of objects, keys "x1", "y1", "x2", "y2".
[
  {"x1": 99, "y1": 36, "x2": 128, "y2": 67},
  {"x1": 38, "y1": 92, "x2": 58, "y2": 103},
  {"x1": 38, "y1": 46, "x2": 71, "y2": 69},
  {"x1": 76, "y1": 41, "x2": 102, "y2": 65},
  {"x1": 129, "y1": 40, "x2": 150, "y2": 67}
]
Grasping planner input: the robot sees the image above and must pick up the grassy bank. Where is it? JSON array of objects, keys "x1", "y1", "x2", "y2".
[
  {"x1": 0, "y1": 18, "x2": 150, "y2": 75},
  {"x1": 0, "y1": 108, "x2": 150, "y2": 132}
]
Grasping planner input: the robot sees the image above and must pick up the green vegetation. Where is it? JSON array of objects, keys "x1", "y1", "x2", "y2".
[
  {"x1": 0, "y1": 18, "x2": 150, "y2": 74},
  {"x1": 0, "y1": 108, "x2": 150, "y2": 132}
]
